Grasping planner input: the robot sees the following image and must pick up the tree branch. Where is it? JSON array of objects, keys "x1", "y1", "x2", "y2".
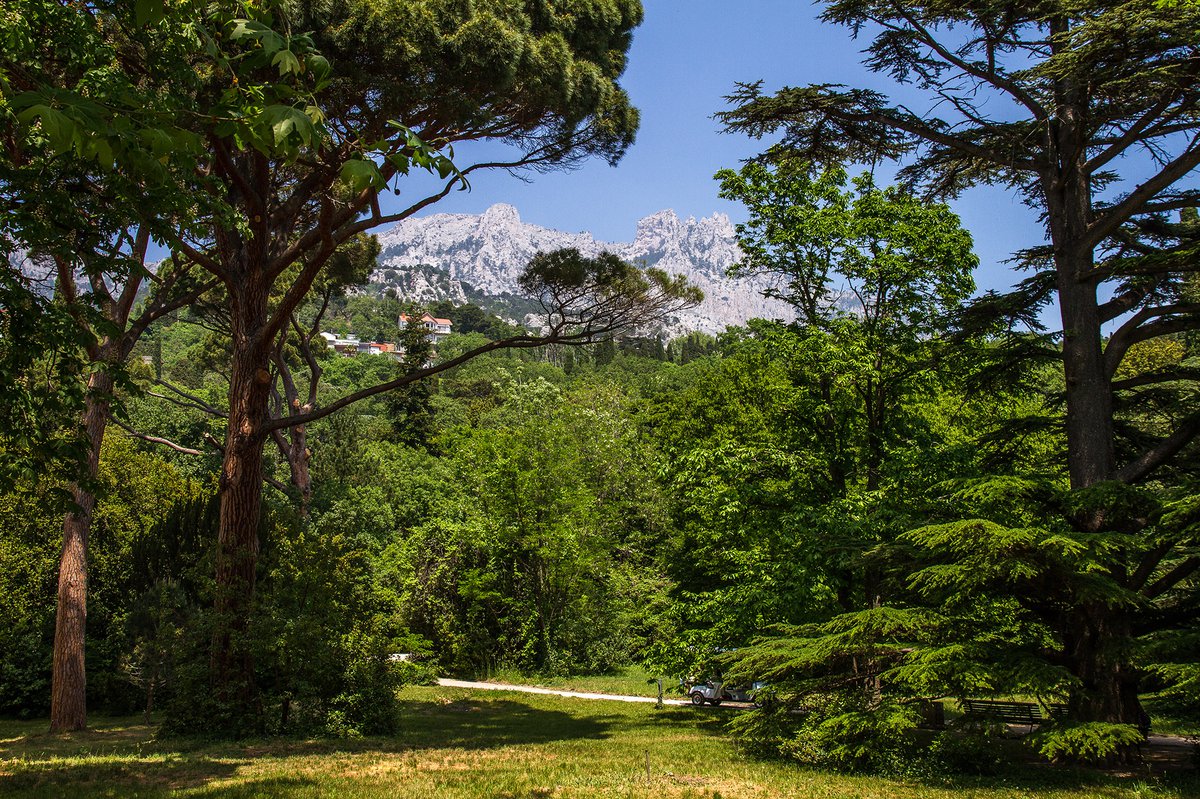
[
  {"x1": 1086, "y1": 134, "x2": 1200, "y2": 249},
  {"x1": 1114, "y1": 411, "x2": 1200, "y2": 484},
  {"x1": 112, "y1": 418, "x2": 206, "y2": 456},
  {"x1": 1143, "y1": 557, "x2": 1200, "y2": 600},
  {"x1": 890, "y1": 7, "x2": 1048, "y2": 122}
]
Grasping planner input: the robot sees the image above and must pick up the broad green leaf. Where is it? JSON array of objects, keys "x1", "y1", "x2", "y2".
[
  {"x1": 340, "y1": 158, "x2": 382, "y2": 192},
  {"x1": 272, "y1": 49, "x2": 302, "y2": 77},
  {"x1": 260, "y1": 31, "x2": 286, "y2": 57},
  {"x1": 307, "y1": 55, "x2": 331, "y2": 79},
  {"x1": 228, "y1": 19, "x2": 271, "y2": 41},
  {"x1": 17, "y1": 103, "x2": 77, "y2": 155}
]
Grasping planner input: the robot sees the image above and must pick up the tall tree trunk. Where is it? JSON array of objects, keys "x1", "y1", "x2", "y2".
[
  {"x1": 49, "y1": 369, "x2": 113, "y2": 733},
  {"x1": 1062, "y1": 604, "x2": 1146, "y2": 733},
  {"x1": 1055, "y1": 250, "x2": 1113, "y2": 493},
  {"x1": 1045, "y1": 17, "x2": 1115, "y2": 496},
  {"x1": 211, "y1": 281, "x2": 273, "y2": 714},
  {"x1": 1043, "y1": 46, "x2": 1138, "y2": 740}
]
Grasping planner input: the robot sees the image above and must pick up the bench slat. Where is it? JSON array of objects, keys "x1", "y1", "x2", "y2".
[{"x1": 961, "y1": 699, "x2": 1046, "y2": 724}]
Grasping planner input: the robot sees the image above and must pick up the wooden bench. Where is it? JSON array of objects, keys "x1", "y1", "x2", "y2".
[{"x1": 961, "y1": 699, "x2": 1048, "y2": 730}]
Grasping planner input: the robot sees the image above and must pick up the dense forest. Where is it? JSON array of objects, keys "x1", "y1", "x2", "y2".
[{"x1": 2, "y1": 0, "x2": 1199, "y2": 783}]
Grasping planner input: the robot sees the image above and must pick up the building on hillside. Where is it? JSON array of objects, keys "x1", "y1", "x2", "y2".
[
  {"x1": 399, "y1": 312, "x2": 453, "y2": 344},
  {"x1": 319, "y1": 332, "x2": 406, "y2": 360},
  {"x1": 365, "y1": 341, "x2": 401, "y2": 357},
  {"x1": 320, "y1": 331, "x2": 363, "y2": 355}
]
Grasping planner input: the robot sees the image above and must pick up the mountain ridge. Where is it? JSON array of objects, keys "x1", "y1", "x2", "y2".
[{"x1": 372, "y1": 204, "x2": 793, "y2": 336}]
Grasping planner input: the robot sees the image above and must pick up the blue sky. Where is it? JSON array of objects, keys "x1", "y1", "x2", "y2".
[{"x1": 386, "y1": 1, "x2": 1043, "y2": 297}]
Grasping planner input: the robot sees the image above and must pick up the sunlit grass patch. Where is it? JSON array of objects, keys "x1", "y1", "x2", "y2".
[
  {"x1": 482, "y1": 665, "x2": 668, "y2": 698},
  {"x1": 0, "y1": 687, "x2": 1196, "y2": 798}
]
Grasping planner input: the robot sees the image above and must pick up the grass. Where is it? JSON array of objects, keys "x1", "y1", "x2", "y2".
[
  {"x1": 1143, "y1": 699, "x2": 1200, "y2": 738},
  {"x1": 483, "y1": 665, "x2": 670, "y2": 698},
  {"x1": 0, "y1": 686, "x2": 1195, "y2": 798}
]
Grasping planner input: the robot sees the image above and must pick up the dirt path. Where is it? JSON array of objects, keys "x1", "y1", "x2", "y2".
[
  {"x1": 435, "y1": 678, "x2": 696, "y2": 706},
  {"x1": 434, "y1": 680, "x2": 1200, "y2": 754}
]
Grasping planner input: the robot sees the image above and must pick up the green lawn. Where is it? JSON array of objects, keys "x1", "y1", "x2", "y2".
[
  {"x1": 0, "y1": 686, "x2": 1195, "y2": 798},
  {"x1": 483, "y1": 665, "x2": 671, "y2": 698}
]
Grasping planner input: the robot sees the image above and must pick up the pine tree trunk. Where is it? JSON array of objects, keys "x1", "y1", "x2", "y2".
[
  {"x1": 49, "y1": 371, "x2": 113, "y2": 733},
  {"x1": 1045, "y1": 16, "x2": 1116, "y2": 496},
  {"x1": 211, "y1": 280, "x2": 273, "y2": 715},
  {"x1": 1055, "y1": 258, "x2": 1113, "y2": 493}
]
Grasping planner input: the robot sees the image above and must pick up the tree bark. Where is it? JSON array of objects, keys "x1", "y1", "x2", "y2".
[
  {"x1": 1049, "y1": 186, "x2": 1114, "y2": 494},
  {"x1": 210, "y1": 277, "x2": 273, "y2": 713},
  {"x1": 1043, "y1": 18, "x2": 1115, "y2": 495},
  {"x1": 1062, "y1": 605, "x2": 1147, "y2": 735},
  {"x1": 49, "y1": 369, "x2": 113, "y2": 733},
  {"x1": 1042, "y1": 24, "x2": 1136, "y2": 741},
  {"x1": 286, "y1": 420, "x2": 312, "y2": 516}
]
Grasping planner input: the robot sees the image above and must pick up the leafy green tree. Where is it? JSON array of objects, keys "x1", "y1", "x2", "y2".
[
  {"x1": 1, "y1": 0, "x2": 317, "y2": 731},
  {"x1": 667, "y1": 332, "x2": 717, "y2": 365},
  {"x1": 429, "y1": 301, "x2": 522, "y2": 340},
  {"x1": 716, "y1": 161, "x2": 975, "y2": 591},
  {"x1": 395, "y1": 379, "x2": 671, "y2": 675},
  {"x1": 43, "y1": 0, "x2": 679, "y2": 716},
  {"x1": 648, "y1": 333, "x2": 833, "y2": 677},
  {"x1": 717, "y1": 0, "x2": 1200, "y2": 737},
  {"x1": 0, "y1": 433, "x2": 200, "y2": 720}
]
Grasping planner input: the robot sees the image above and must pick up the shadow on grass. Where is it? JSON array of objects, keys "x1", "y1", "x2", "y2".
[
  {"x1": 5, "y1": 773, "x2": 319, "y2": 799},
  {"x1": 389, "y1": 698, "x2": 613, "y2": 750},
  {"x1": 0, "y1": 717, "x2": 160, "y2": 759},
  {"x1": 0, "y1": 756, "x2": 259, "y2": 798}
]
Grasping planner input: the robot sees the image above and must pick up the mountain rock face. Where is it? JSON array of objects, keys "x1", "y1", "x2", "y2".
[{"x1": 373, "y1": 204, "x2": 792, "y2": 336}]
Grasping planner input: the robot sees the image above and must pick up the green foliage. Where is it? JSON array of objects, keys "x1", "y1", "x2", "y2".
[
  {"x1": 926, "y1": 722, "x2": 1008, "y2": 776},
  {"x1": 391, "y1": 377, "x2": 672, "y2": 676},
  {"x1": 730, "y1": 692, "x2": 924, "y2": 775},
  {"x1": 0, "y1": 273, "x2": 93, "y2": 486},
  {"x1": 0, "y1": 483, "x2": 57, "y2": 718},
  {"x1": 716, "y1": 159, "x2": 976, "y2": 331},
  {"x1": 160, "y1": 507, "x2": 414, "y2": 737},
  {"x1": 1030, "y1": 722, "x2": 1146, "y2": 764},
  {"x1": 0, "y1": 433, "x2": 202, "y2": 717},
  {"x1": 519, "y1": 248, "x2": 703, "y2": 337},
  {"x1": 718, "y1": 1, "x2": 1200, "y2": 747}
]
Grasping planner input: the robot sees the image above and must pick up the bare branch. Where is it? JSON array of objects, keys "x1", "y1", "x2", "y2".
[
  {"x1": 112, "y1": 418, "x2": 205, "y2": 456},
  {"x1": 150, "y1": 380, "x2": 227, "y2": 418},
  {"x1": 1104, "y1": 303, "x2": 1200, "y2": 377},
  {"x1": 889, "y1": 7, "x2": 1048, "y2": 122},
  {"x1": 1111, "y1": 367, "x2": 1200, "y2": 392},
  {"x1": 1085, "y1": 97, "x2": 1177, "y2": 176}
]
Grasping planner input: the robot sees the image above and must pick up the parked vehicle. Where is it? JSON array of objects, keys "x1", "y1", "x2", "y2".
[{"x1": 687, "y1": 679, "x2": 764, "y2": 707}]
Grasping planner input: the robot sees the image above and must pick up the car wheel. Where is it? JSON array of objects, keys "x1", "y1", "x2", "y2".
[{"x1": 690, "y1": 692, "x2": 705, "y2": 706}]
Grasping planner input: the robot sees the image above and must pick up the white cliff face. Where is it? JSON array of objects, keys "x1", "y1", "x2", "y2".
[{"x1": 374, "y1": 203, "x2": 793, "y2": 336}]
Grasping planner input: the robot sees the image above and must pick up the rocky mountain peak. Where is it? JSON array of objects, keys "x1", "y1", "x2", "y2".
[
  {"x1": 480, "y1": 203, "x2": 521, "y2": 227},
  {"x1": 372, "y1": 204, "x2": 793, "y2": 336},
  {"x1": 633, "y1": 209, "x2": 682, "y2": 244}
]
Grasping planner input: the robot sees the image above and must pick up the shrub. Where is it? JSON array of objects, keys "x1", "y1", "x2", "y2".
[
  {"x1": 927, "y1": 719, "x2": 1007, "y2": 775},
  {"x1": 732, "y1": 693, "x2": 925, "y2": 775},
  {"x1": 1030, "y1": 721, "x2": 1145, "y2": 763}
]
